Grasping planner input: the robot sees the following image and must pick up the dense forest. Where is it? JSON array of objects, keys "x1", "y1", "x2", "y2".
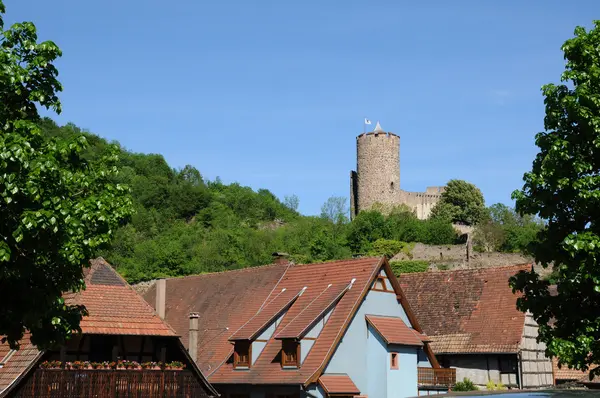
[{"x1": 40, "y1": 119, "x2": 543, "y2": 282}]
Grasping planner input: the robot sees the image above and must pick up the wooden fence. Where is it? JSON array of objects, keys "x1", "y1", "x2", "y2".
[
  {"x1": 11, "y1": 369, "x2": 210, "y2": 398},
  {"x1": 417, "y1": 367, "x2": 456, "y2": 387}
]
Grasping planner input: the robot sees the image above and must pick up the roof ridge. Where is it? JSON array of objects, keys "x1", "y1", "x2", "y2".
[
  {"x1": 366, "y1": 314, "x2": 403, "y2": 320},
  {"x1": 163, "y1": 262, "x2": 286, "y2": 280},
  {"x1": 156, "y1": 257, "x2": 382, "y2": 282},
  {"x1": 401, "y1": 263, "x2": 532, "y2": 277}
]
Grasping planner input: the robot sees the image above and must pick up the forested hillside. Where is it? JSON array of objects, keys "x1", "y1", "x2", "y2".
[{"x1": 40, "y1": 119, "x2": 541, "y2": 282}]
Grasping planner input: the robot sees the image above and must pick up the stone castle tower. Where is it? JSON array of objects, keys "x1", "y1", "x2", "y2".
[{"x1": 350, "y1": 122, "x2": 444, "y2": 220}]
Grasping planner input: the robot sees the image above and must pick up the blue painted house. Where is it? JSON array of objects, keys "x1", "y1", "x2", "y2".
[{"x1": 144, "y1": 255, "x2": 455, "y2": 397}]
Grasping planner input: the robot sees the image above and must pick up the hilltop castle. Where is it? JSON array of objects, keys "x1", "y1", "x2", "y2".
[{"x1": 350, "y1": 122, "x2": 444, "y2": 220}]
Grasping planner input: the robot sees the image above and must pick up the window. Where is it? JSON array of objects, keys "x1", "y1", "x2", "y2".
[
  {"x1": 233, "y1": 341, "x2": 251, "y2": 368},
  {"x1": 499, "y1": 356, "x2": 517, "y2": 373},
  {"x1": 281, "y1": 340, "x2": 299, "y2": 368},
  {"x1": 390, "y1": 352, "x2": 399, "y2": 369}
]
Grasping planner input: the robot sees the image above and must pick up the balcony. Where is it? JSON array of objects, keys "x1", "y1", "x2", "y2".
[
  {"x1": 12, "y1": 369, "x2": 209, "y2": 398},
  {"x1": 418, "y1": 367, "x2": 456, "y2": 389}
]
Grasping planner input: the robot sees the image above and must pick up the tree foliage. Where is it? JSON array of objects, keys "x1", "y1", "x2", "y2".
[
  {"x1": 473, "y1": 203, "x2": 543, "y2": 252},
  {"x1": 0, "y1": 2, "x2": 133, "y2": 349},
  {"x1": 389, "y1": 260, "x2": 429, "y2": 275},
  {"x1": 431, "y1": 179, "x2": 486, "y2": 225},
  {"x1": 320, "y1": 196, "x2": 349, "y2": 225},
  {"x1": 509, "y1": 21, "x2": 600, "y2": 378}
]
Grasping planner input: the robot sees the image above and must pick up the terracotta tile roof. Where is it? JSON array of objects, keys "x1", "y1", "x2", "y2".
[
  {"x1": 365, "y1": 315, "x2": 424, "y2": 346},
  {"x1": 398, "y1": 264, "x2": 531, "y2": 354},
  {"x1": 146, "y1": 257, "x2": 409, "y2": 385},
  {"x1": 65, "y1": 258, "x2": 176, "y2": 337},
  {"x1": 318, "y1": 374, "x2": 360, "y2": 395},
  {"x1": 142, "y1": 263, "x2": 290, "y2": 375},
  {"x1": 208, "y1": 257, "x2": 383, "y2": 385},
  {"x1": 0, "y1": 258, "x2": 188, "y2": 397},
  {"x1": 144, "y1": 257, "x2": 438, "y2": 386},
  {"x1": 275, "y1": 283, "x2": 349, "y2": 340},
  {"x1": 229, "y1": 287, "x2": 306, "y2": 341},
  {"x1": 553, "y1": 357, "x2": 599, "y2": 383},
  {"x1": 0, "y1": 334, "x2": 42, "y2": 395}
]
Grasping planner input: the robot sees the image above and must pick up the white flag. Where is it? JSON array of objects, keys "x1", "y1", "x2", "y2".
[{"x1": 364, "y1": 118, "x2": 372, "y2": 125}]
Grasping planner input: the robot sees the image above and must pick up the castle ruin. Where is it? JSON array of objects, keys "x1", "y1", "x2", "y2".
[{"x1": 350, "y1": 122, "x2": 444, "y2": 220}]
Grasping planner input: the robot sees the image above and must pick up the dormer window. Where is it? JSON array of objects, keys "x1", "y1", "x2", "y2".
[
  {"x1": 233, "y1": 341, "x2": 251, "y2": 369},
  {"x1": 281, "y1": 340, "x2": 299, "y2": 368}
]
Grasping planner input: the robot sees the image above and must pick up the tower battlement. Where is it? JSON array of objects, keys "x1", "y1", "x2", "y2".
[{"x1": 350, "y1": 122, "x2": 444, "y2": 220}]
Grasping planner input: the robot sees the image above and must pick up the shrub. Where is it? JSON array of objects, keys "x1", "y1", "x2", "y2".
[
  {"x1": 485, "y1": 380, "x2": 506, "y2": 390},
  {"x1": 390, "y1": 260, "x2": 429, "y2": 276},
  {"x1": 367, "y1": 239, "x2": 406, "y2": 258},
  {"x1": 422, "y1": 219, "x2": 459, "y2": 245},
  {"x1": 453, "y1": 378, "x2": 478, "y2": 392}
]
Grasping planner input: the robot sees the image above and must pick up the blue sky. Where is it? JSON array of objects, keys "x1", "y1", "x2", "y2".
[{"x1": 4, "y1": 1, "x2": 598, "y2": 215}]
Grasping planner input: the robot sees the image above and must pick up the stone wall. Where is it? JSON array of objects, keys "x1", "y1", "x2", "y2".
[
  {"x1": 391, "y1": 242, "x2": 534, "y2": 271},
  {"x1": 400, "y1": 190, "x2": 443, "y2": 220}
]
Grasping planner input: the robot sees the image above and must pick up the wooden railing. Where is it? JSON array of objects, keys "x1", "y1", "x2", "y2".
[
  {"x1": 418, "y1": 367, "x2": 456, "y2": 387},
  {"x1": 12, "y1": 369, "x2": 210, "y2": 398}
]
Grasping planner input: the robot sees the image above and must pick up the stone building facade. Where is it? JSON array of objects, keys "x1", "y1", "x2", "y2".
[{"x1": 350, "y1": 122, "x2": 444, "y2": 220}]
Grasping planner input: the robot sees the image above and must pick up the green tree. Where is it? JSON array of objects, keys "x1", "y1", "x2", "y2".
[
  {"x1": 0, "y1": 2, "x2": 133, "y2": 349},
  {"x1": 509, "y1": 21, "x2": 600, "y2": 378},
  {"x1": 367, "y1": 238, "x2": 405, "y2": 258},
  {"x1": 283, "y1": 195, "x2": 300, "y2": 212},
  {"x1": 430, "y1": 179, "x2": 486, "y2": 225},
  {"x1": 320, "y1": 196, "x2": 349, "y2": 225},
  {"x1": 346, "y1": 210, "x2": 388, "y2": 253}
]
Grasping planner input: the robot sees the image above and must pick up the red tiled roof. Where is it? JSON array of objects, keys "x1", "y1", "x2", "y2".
[
  {"x1": 318, "y1": 374, "x2": 360, "y2": 395},
  {"x1": 553, "y1": 357, "x2": 599, "y2": 383},
  {"x1": 366, "y1": 315, "x2": 424, "y2": 346},
  {"x1": 142, "y1": 263, "x2": 290, "y2": 375},
  {"x1": 275, "y1": 283, "x2": 349, "y2": 340},
  {"x1": 144, "y1": 256, "x2": 436, "y2": 386},
  {"x1": 398, "y1": 264, "x2": 531, "y2": 354},
  {"x1": 229, "y1": 287, "x2": 306, "y2": 341},
  {"x1": 208, "y1": 257, "x2": 382, "y2": 385},
  {"x1": 0, "y1": 258, "x2": 186, "y2": 397},
  {"x1": 0, "y1": 334, "x2": 43, "y2": 395},
  {"x1": 65, "y1": 258, "x2": 176, "y2": 337}
]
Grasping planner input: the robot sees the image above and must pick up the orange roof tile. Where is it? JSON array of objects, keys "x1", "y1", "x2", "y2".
[
  {"x1": 142, "y1": 263, "x2": 290, "y2": 375},
  {"x1": 398, "y1": 264, "x2": 531, "y2": 354},
  {"x1": 0, "y1": 334, "x2": 42, "y2": 395},
  {"x1": 65, "y1": 258, "x2": 176, "y2": 337},
  {"x1": 144, "y1": 256, "x2": 437, "y2": 386},
  {"x1": 208, "y1": 257, "x2": 382, "y2": 385},
  {"x1": 275, "y1": 283, "x2": 349, "y2": 340},
  {"x1": 0, "y1": 258, "x2": 194, "y2": 397},
  {"x1": 318, "y1": 374, "x2": 360, "y2": 395},
  {"x1": 553, "y1": 357, "x2": 599, "y2": 382},
  {"x1": 229, "y1": 287, "x2": 306, "y2": 341},
  {"x1": 366, "y1": 315, "x2": 424, "y2": 346}
]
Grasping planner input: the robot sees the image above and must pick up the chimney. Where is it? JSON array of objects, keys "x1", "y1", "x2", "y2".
[
  {"x1": 156, "y1": 279, "x2": 166, "y2": 320},
  {"x1": 272, "y1": 252, "x2": 290, "y2": 265},
  {"x1": 189, "y1": 312, "x2": 200, "y2": 364}
]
